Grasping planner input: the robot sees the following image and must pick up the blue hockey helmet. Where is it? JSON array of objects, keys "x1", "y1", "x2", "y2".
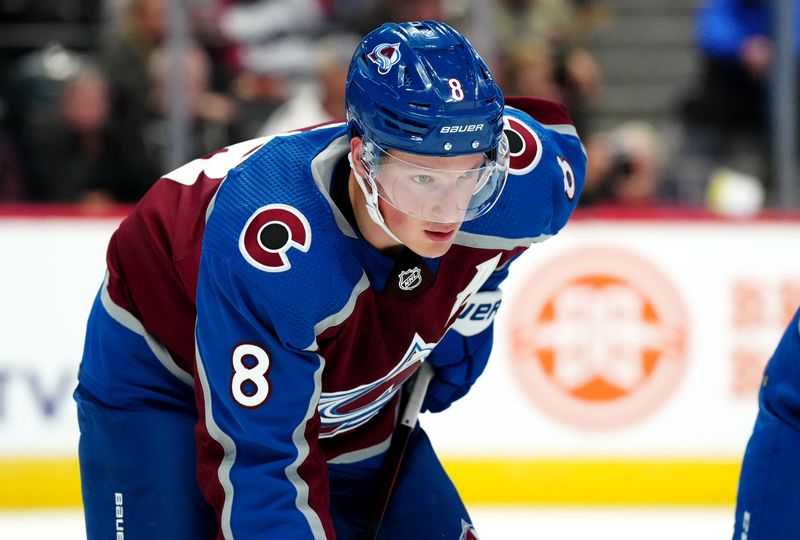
[
  {"x1": 346, "y1": 21, "x2": 509, "y2": 228},
  {"x1": 346, "y1": 20, "x2": 505, "y2": 157}
]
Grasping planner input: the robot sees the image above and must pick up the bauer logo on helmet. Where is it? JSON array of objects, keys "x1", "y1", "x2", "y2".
[{"x1": 440, "y1": 124, "x2": 485, "y2": 134}]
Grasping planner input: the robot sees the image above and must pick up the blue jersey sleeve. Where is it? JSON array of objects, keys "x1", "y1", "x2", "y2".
[
  {"x1": 195, "y1": 255, "x2": 332, "y2": 538},
  {"x1": 424, "y1": 99, "x2": 586, "y2": 413},
  {"x1": 461, "y1": 97, "x2": 585, "y2": 243},
  {"x1": 423, "y1": 259, "x2": 514, "y2": 413},
  {"x1": 503, "y1": 97, "x2": 586, "y2": 238}
]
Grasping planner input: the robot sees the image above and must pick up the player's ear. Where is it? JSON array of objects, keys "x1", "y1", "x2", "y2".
[{"x1": 350, "y1": 136, "x2": 367, "y2": 177}]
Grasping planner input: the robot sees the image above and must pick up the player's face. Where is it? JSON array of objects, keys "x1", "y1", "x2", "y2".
[
  {"x1": 378, "y1": 149, "x2": 484, "y2": 258},
  {"x1": 350, "y1": 137, "x2": 484, "y2": 257},
  {"x1": 375, "y1": 149, "x2": 489, "y2": 224},
  {"x1": 378, "y1": 196, "x2": 458, "y2": 258}
]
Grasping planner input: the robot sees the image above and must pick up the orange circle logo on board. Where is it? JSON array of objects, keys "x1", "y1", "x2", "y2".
[{"x1": 508, "y1": 245, "x2": 689, "y2": 430}]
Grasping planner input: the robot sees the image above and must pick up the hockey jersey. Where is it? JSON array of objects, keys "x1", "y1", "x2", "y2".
[{"x1": 79, "y1": 97, "x2": 585, "y2": 539}]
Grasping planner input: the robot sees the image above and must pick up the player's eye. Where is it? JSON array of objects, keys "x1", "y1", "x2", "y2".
[
  {"x1": 411, "y1": 174, "x2": 433, "y2": 185},
  {"x1": 457, "y1": 170, "x2": 475, "y2": 182},
  {"x1": 456, "y1": 170, "x2": 481, "y2": 188}
]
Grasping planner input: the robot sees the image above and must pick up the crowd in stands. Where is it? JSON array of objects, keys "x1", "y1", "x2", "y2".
[
  {"x1": 0, "y1": 0, "x2": 795, "y2": 212},
  {"x1": 664, "y1": 0, "x2": 798, "y2": 211}
]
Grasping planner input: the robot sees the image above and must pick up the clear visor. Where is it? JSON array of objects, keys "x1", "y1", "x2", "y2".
[{"x1": 360, "y1": 135, "x2": 510, "y2": 224}]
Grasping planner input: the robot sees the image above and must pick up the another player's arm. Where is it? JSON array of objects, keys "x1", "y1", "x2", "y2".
[{"x1": 195, "y1": 249, "x2": 333, "y2": 540}]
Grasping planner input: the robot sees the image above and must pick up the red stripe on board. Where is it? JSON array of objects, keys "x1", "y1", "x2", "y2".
[
  {"x1": 571, "y1": 204, "x2": 800, "y2": 223},
  {"x1": 1, "y1": 203, "x2": 799, "y2": 223},
  {"x1": 0, "y1": 203, "x2": 133, "y2": 219}
]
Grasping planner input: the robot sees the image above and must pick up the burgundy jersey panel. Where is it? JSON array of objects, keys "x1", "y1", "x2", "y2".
[
  {"x1": 296, "y1": 415, "x2": 336, "y2": 539},
  {"x1": 193, "y1": 378, "x2": 228, "y2": 536},
  {"x1": 315, "y1": 244, "x2": 518, "y2": 459},
  {"x1": 106, "y1": 174, "x2": 222, "y2": 372},
  {"x1": 505, "y1": 96, "x2": 575, "y2": 126}
]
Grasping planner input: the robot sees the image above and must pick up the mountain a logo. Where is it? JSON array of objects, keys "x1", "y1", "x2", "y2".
[
  {"x1": 398, "y1": 267, "x2": 422, "y2": 291},
  {"x1": 317, "y1": 334, "x2": 436, "y2": 437},
  {"x1": 507, "y1": 245, "x2": 689, "y2": 430},
  {"x1": 368, "y1": 42, "x2": 401, "y2": 75}
]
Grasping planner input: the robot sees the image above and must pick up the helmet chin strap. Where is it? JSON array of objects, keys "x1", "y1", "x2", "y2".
[{"x1": 348, "y1": 151, "x2": 403, "y2": 245}]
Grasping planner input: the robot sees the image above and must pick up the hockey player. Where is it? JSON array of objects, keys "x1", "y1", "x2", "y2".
[
  {"x1": 733, "y1": 306, "x2": 800, "y2": 540},
  {"x1": 75, "y1": 21, "x2": 585, "y2": 539}
]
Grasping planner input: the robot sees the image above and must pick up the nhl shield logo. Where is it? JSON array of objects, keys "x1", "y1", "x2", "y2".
[{"x1": 398, "y1": 267, "x2": 422, "y2": 291}]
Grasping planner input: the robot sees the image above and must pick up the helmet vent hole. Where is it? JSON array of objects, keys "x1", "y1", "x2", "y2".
[
  {"x1": 399, "y1": 65, "x2": 413, "y2": 87},
  {"x1": 408, "y1": 102, "x2": 430, "y2": 110},
  {"x1": 410, "y1": 21, "x2": 434, "y2": 36}
]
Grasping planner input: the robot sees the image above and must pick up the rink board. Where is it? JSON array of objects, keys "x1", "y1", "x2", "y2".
[{"x1": 0, "y1": 209, "x2": 798, "y2": 507}]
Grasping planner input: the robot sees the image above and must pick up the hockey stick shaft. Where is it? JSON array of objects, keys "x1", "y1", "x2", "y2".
[{"x1": 363, "y1": 362, "x2": 435, "y2": 540}]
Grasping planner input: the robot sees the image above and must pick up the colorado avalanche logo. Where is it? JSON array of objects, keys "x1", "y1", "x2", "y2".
[
  {"x1": 239, "y1": 204, "x2": 311, "y2": 272},
  {"x1": 504, "y1": 116, "x2": 543, "y2": 176},
  {"x1": 368, "y1": 42, "x2": 401, "y2": 75},
  {"x1": 317, "y1": 334, "x2": 436, "y2": 438}
]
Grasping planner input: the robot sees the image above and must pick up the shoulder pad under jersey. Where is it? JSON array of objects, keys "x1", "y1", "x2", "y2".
[{"x1": 459, "y1": 97, "x2": 586, "y2": 245}]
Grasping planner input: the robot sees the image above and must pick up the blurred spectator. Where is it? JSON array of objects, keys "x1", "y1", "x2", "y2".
[
  {"x1": 688, "y1": 0, "x2": 780, "y2": 129},
  {"x1": 3, "y1": 44, "x2": 87, "y2": 199},
  {"x1": 581, "y1": 121, "x2": 666, "y2": 207},
  {"x1": 24, "y1": 64, "x2": 153, "y2": 204},
  {"x1": 0, "y1": 2, "x2": 104, "y2": 166},
  {"x1": 259, "y1": 33, "x2": 357, "y2": 135},
  {"x1": 502, "y1": 44, "x2": 562, "y2": 103},
  {"x1": 28, "y1": 65, "x2": 110, "y2": 201},
  {"x1": 215, "y1": 0, "x2": 326, "y2": 75},
  {"x1": 95, "y1": 0, "x2": 165, "y2": 192},
  {"x1": 495, "y1": 0, "x2": 602, "y2": 134},
  {"x1": 331, "y1": 0, "x2": 447, "y2": 36},
  {"x1": 192, "y1": 0, "x2": 332, "y2": 138},
  {"x1": 0, "y1": 100, "x2": 26, "y2": 201},
  {"x1": 670, "y1": 0, "x2": 800, "y2": 206},
  {"x1": 144, "y1": 41, "x2": 240, "y2": 170},
  {"x1": 98, "y1": 0, "x2": 166, "y2": 124}
]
